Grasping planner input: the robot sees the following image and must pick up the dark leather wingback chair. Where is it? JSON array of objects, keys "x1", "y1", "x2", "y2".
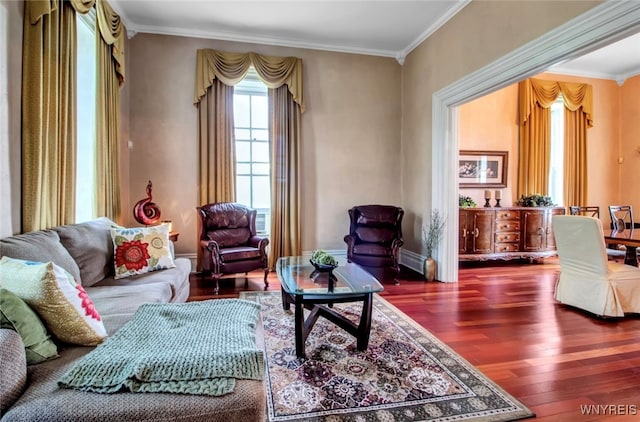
[
  {"x1": 197, "y1": 202, "x2": 269, "y2": 293},
  {"x1": 344, "y1": 205, "x2": 404, "y2": 284}
]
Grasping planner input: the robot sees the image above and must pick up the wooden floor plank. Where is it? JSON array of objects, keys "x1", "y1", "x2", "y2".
[{"x1": 188, "y1": 258, "x2": 640, "y2": 421}]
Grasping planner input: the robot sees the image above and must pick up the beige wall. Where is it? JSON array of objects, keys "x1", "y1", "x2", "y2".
[
  {"x1": 127, "y1": 34, "x2": 401, "y2": 255},
  {"x1": 401, "y1": 0, "x2": 600, "y2": 253},
  {"x1": 0, "y1": 0, "x2": 23, "y2": 237},
  {"x1": 621, "y1": 75, "x2": 640, "y2": 212},
  {"x1": 458, "y1": 72, "x2": 634, "y2": 224}
]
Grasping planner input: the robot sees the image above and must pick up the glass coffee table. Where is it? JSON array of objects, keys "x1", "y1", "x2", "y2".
[{"x1": 276, "y1": 256, "x2": 384, "y2": 358}]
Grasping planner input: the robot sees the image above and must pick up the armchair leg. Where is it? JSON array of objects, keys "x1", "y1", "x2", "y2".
[
  {"x1": 393, "y1": 265, "x2": 400, "y2": 285},
  {"x1": 263, "y1": 268, "x2": 270, "y2": 290},
  {"x1": 211, "y1": 273, "x2": 222, "y2": 294}
]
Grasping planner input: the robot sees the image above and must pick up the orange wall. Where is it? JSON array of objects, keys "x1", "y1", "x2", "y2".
[
  {"x1": 620, "y1": 75, "x2": 640, "y2": 212},
  {"x1": 458, "y1": 72, "x2": 635, "y2": 224}
]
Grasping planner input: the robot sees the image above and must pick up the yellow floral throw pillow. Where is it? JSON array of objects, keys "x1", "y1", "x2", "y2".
[
  {"x1": 110, "y1": 224, "x2": 176, "y2": 279},
  {"x1": 0, "y1": 257, "x2": 107, "y2": 346}
]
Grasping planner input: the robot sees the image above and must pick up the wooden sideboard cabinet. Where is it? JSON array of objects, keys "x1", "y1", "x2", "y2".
[{"x1": 459, "y1": 206, "x2": 565, "y2": 261}]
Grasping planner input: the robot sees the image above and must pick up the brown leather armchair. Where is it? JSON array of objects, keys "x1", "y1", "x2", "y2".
[
  {"x1": 197, "y1": 202, "x2": 269, "y2": 293},
  {"x1": 344, "y1": 205, "x2": 404, "y2": 284}
]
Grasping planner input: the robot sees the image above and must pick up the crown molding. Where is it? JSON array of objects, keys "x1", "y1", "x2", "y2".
[
  {"x1": 547, "y1": 66, "x2": 640, "y2": 86},
  {"x1": 128, "y1": 23, "x2": 399, "y2": 58}
]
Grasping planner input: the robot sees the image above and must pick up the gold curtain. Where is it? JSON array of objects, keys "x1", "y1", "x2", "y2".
[
  {"x1": 95, "y1": 0, "x2": 125, "y2": 221},
  {"x1": 196, "y1": 79, "x2": 236, "y2": 270},
  {"x1": 21, "y1": 0, "x2": 124, "y2": 231},
  {"x1": 517, "y1": 78, "x2": 593, "y2": 206},
  {"x1": 197, "y1": 79, "x2": 236, "y2": 205},
  {"x1": 194, "y1": 49, "x2": 304, "y2": 267},
  {"x1": 268, "y1": 86, "x2": 302, "y2": 269},
  {"x1": 22, "y1": 0, "x2": 77, "y2": 232}
]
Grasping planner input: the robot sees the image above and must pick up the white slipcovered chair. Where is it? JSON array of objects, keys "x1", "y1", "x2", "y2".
[{"x1": 552, "y1": 215, "x2": 640, "y2": 317}]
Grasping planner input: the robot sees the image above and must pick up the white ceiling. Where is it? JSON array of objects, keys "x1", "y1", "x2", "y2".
[
  {"x1": 110, "y1": 0, "x2": 640, "y2": 80},
  {"x1": 549, "y1": 32, "x2": 640, "y2": 84},
  {"x1": 109, "y1": 0, "x2": 470, "y2": 62}
]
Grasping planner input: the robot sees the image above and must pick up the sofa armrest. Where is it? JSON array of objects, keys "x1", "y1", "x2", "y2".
[
  {"x1": 344, "y1": 235, "x2": 357, "y2": 261},
  {"x1": 248, "y1": 236, "x2": 269, "y2": 251},
  {"x1": 0, "y1": 329, "x2": 27, "y2": 414}
]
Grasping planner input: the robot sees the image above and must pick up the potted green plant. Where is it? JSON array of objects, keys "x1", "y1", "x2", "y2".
[
  {"x1": 459, "y1": 194, "x2": 477, "y2": 208},
  {"x1": 515, "y1": 193, "x2": 555, "y2": 207},
  {"x1": 422, "y1": 209, "x2": 446, "y2": 281}
]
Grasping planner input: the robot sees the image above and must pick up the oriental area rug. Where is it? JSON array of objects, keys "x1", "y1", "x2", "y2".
[{"x1": 240, "y1": 291, "x2": 534, "y2": 422}]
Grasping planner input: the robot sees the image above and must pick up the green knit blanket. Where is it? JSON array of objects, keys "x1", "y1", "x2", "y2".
[{"x1": 58, "y1": 299, "x2": 264, "y2": 396}]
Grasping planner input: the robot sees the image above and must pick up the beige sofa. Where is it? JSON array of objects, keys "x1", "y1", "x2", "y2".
[{"x1": 0, "y1": 218, "x2": 265, "y2": 421}]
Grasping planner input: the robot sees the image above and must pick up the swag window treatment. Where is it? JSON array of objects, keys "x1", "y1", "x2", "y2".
[
  {"x1": 518, "y1": 78, "x2": 593, "y2": 207},
  {"x1": 194, "y1": 49, "x2": 304, "y2": 268},
  {"x1": 21, "y1": 0, "x2": 125, "y2": 232}
]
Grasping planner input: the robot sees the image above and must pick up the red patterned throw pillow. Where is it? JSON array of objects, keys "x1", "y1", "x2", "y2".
[{"x1": 110, "y1": 224, "x2": 176, "y2": 279}]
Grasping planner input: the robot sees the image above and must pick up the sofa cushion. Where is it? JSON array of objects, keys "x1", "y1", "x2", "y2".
[
  {"x1": 0, "y1": 230, "x2": 82, "y2": 283},
  {"x1": 353, "y1": 243, "x2": 393, "y2": 257},
  {"x1": 111, "y1": 225, "x2": 176, "y2": 279},
  {"x1": 220, "y1": 246, "x2": 262, "y2": 262},
  {"x1": 53, "y1": 217, "x2": 116, "y2": 287},
  {"x1": 92, "y1": 257, "x2": 191, "y2": 303},
  {"x1": 0, "y1": 257, "x2": 107, "y2": 346},
  {"x1": 2, "y1": 323, "x2": 266, "y2": 422},
  {"x1": 0, "y1": 329, "x2": 27, "y2": 413},
  {"x1": 0, "y1": 288, "x2": 58, "y2": 364}
]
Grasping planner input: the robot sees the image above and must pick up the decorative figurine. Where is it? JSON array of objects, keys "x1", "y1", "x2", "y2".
[{"x1": 133, "y1": 180, "x2": 161, "y2": 225}]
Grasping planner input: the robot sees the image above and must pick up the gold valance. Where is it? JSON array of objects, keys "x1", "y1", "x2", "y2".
[
  {"x1": 96, "y1": 0, "x2": 125, "y2": 84},
  {"x1": 519, "y1": 78, "x2": 593, "y2": 127},
  {"x1": 194, "y1": 49, "x2": 305, "y2": 112},
  {"x1": 26, "y1": 0, "x2": 125, "y2": 84}
]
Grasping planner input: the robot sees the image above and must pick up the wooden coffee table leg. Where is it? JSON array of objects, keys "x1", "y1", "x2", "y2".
[
  {"x1": 356, "y1": 293, "x2": 373, "y2": 350},
  {"x1": 294, "y1": 298, "x2": 305, "y2": 358}
]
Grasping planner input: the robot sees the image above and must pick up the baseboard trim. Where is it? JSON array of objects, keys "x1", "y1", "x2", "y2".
[
  {"x1": 399, "y1": 249, "x2": 425, "y2": 275},
  {"x1": 175, "y1": 253, "x2": 197, "y2": 272}
]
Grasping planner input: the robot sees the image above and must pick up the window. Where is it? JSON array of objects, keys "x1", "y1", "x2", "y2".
[
  {"x1": 75, "y1": 11, "x2": 97, "y2": 223},
  {"x1": 548, "y1": 96, "x2": 564, "y2": 205},
  {"x1": 234, "y1": 69, "x2": 271, "y2": 234}
]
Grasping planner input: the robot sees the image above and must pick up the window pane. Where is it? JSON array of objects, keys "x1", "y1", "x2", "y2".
[
  {"x1": 252, "y1": 163, "x2": 270, "y2": 175},
  {"x1": 252, "y1": 176, "x2": 271, "y2": 208},
  {"x1": 236, "y1": 176, "x2": 251, "y2": 206},
  {"x1": 234, "y1": 95, "x2": 250, "y2": 127},
  {"x1": 76, "y1": 13, "x2": 96, "y2": 223},
  {"x1": 251, "y1": 96, "x2": 268, "y2": 128},
  {"x1": 235, "y1": 128, "x2": 250, "y2": 140},
  {"x1": 236, "y1": 141, "x2": 251, "y2": 161},
  {"x1": 236, "y1": 163, "x2": 251, "y2": 175},
  {"x1": 253, "y1": 129, "x2": 269, "y2": 141},
  {"x1": 252, "y1": 142, "x2": 269, "y2": 162}
]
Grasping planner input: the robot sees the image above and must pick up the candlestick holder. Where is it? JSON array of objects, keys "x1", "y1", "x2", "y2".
[
  {"x1": 484, "y1": 198, "x2": 492, "y2": 207},
  {"x1": 494, "y1": 198, "x2": 502, "y2": 207}
]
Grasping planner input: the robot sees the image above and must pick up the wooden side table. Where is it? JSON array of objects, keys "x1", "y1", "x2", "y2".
[{"x1": 169, "y1": 231, "x2": 179, "y2": 242}]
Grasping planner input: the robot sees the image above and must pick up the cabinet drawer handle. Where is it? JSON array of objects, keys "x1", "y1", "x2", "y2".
[
  {"x1": 462, "y1": 228, "x2": 467, "y2": 238},
  {"x1": 474, "y1": 228, "x2": 479, "y2": 237}
]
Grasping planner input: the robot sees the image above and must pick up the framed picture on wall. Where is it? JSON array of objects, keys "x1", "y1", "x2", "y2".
[{"x1": 459, "y1": 150, "x2": 508, "y2": 188}]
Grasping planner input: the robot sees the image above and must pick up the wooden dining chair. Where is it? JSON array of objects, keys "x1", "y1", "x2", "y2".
[
  {"x1": 608, "y1": 205, "x2": 640, "y2": 263},
  {"x1": 608, "y1": 205, "x2": 636, "y2": 230},
  {"x1": 568, "y1": 205, "x2": 626, "y2": 261}
]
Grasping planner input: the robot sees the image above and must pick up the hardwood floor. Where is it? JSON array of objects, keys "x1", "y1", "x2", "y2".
[{"x1": 189, "y1": 259, "x2": 640, "y2": 421}]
